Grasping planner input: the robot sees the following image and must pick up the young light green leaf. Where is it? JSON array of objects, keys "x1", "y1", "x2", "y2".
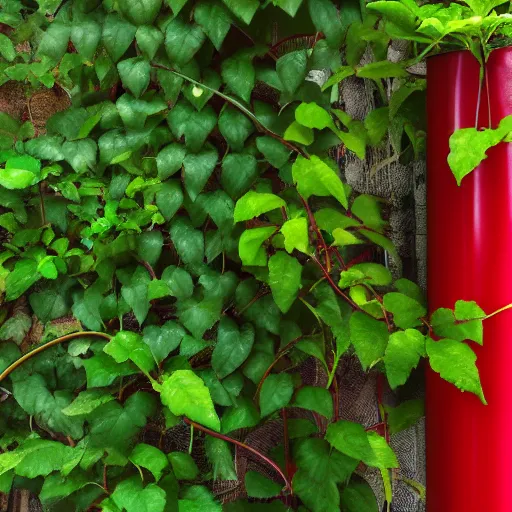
[
  {"x1": 284, "y1": 121, "x2": 314, "y2": 145},
  {"x1": 238, "y1": 226, "x2": 277, "y2": 266},
  {"x1": 61, "y1": 390, "x2": 115, "y2": 416},
  {"x1": 349, "y1": 311, "x2": 389, "y2": 369},
  {"x1": 168, "y1": 451, "x2": 199, "y2": 480},
  {"x1": 234, "y1": 191, "x2": 286, "y2": 223},
  {"x1": 292, "y1": 155, "x2": 347, "y2": 208},
  {"x1": 160, "y1": 370, "x2": 221, "y2": 431},
  {"x1": 448, "y1": 116, "x2": 512, "y2": 185},
  {"x1": 384, "y1": 329, "x2": 425, "y2": 389},
  {"x1": 281, "y1": 217, "x2": 309, "y2": 254},
  {"x1": 383, "y1": 292, "x2": 426, "y2": 329},
  {"x1": 104, "y1": 330, "x2": 155, "y2": 374},
  {"x1": 129, "y1": 443, "x2": 169, "y2": 481},
  {"x1": 295, "y1": 102, "x2": 334, "y2": 130},
  {"x1": 426, "y1": 337, "x2": 486, "y2": 404}
]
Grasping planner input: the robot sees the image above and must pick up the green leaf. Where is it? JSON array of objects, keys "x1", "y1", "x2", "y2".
[
  {"x1": 118, "y1": 57, "x2": 151, "y2": 98},
  {"x1": 256, "y1": 136, "x2": 290, "y2": 168},
  {"x1": 111, "y1": 476, "x2": 166, "y2": 512},
  {"x1": 212, "y1": 317, "x2": 255, "y2": 379},
  {"x1": 88, "y1": 392, "x2": 156, "y2": 452},
  {"x1": 221, "y1": 51, "x2": 255, "y2": 103},
  {"x1": 221, "y1": 397, "x2": 260, "y2": 433},
  {"x1": 1, "y1": 155, "x2": 41, "y2": 189},
  {"x1": 366, "y1": 1, "x2": 417, "y2": 32},
  {"x1": 259, "y1": 373, "x2": 294, "y2": 416},
  {"x1": 104, "y1": 330, "x2": 155, "y2": 374},
  {"x1": 349, "y1": 311, "x2": 389, "y2": 369},
  {"x1": 156, "y1": 144, "x2": 185, "y2": 180},
  {"x1": 130, "y1": 443, "x2": 169, "y2": 481},
  {"x1": 245, "y1": 471, "x2": 282, "y2": 498},
  {"x1": 351, "y1": 195, "x2": 387, "y2": 233},
  {"x1": 160, "y1": 369, "x2": 221, "y2": 431},
  {"x1": 431, "y1": 304, "x2": 484, "y2": 345},
  {"x1": 118, "y1": 0, "x2": 163, "y2": 25},
  {"x1": 179, "y1": 486, "x2": 221, "y2": 512},
  {"x1": 341, "y1": 481, "x2": 379, "y2": 512},
  {"x1": 162, "y1": 265, "x2": 194, "y2": 299},
  {"x1": 239, "y1": 226, "x2": 276, "y2": 266},
  {"x1": 61, "y1": 390, "x2": 115, "y2": 416},
  {"x1": 102, "y1": 14, "x2": 137, "y2": 63},
  {"x1": 137, "y1": 231, "x2": 163, "y2": 268},
  {"x1": 426, "y1": 337, "x2": 486, "y2": 404},
  {"x1": 357, "y1": 61, "x2": 408, "y2": 80},
  {"x1": 40, "y1": 473, "x2": 89, "y2": 504},
  {"x1": 308, "y1": 0, "x2": 344, "y2": 46},
  {"x1": 339, "y1": 263, "x2": 392, "y2": 288},
  {"x1": 326, "y1": 420, "x2": 398, "y2": 469},
  {"x1": 156, "y1": 181, "x2": 183, "y2": 221},
  {"x1": 0, "y1": 34, "x2": 15, "y2": 62},
  {"x1": 292, "y1": 155, "x2": 347, "y2": 208},
  {"x1": 384, "y1": 329, "x2": 425, "y2": 389},
  {"x1": 276, "y1": 50, "x2": 308, "y2": 94},
  {"x1": 360, "y1": 229, "x2": 399, "y2": 261},
  {"x1": 37, "y1": 22, "x2": 70, "y2": 62},
  {"x1": 83, "y1": 352, "x2": 137, "y2": 388},
  {"x1": 165, "y1": 18, "x2": 206, "y2": 65},
  {"x1": 12, "y1": 374, "x2": 84, "y2": 439},
  {"x1": 221, "y1": 153, "x2": 259, "y2": 199},
  {"x1": 184, "y1": 107, "x2": 218, "y2": 152},
  {"x1": 219, "y1": 108, "x2": 255, "y2": 152},
  {"x1": 281, "y1": 217, "x2": 309, "y2": 254},
  {"x1": 194, "y1": 1, "x2": 233, "y2": 50},
  {"x1": 234, "y1": 191, "x2": 285, "y2": 223},
  {"x1": 0, "y1": 312, "x2": 31, "y2": 345},
  {"x1": 183, "y1": 149, "x2": 218, "y2": 201},
  {"x1": 295, "y1": 103, "x2": 335, "y2": 131},
  {"x1": 274, "y1": 0, "x2": 303, "y2": 17},
  {"x1": 143, "y1": 321, "x2": 185, "y2": 363},
  {"x1": 293, "y1": 386, "x2": 333, "y2": 418},
  {"x1": 168, "y1": 451, "x2": 199, "y2": 480},
  {"x1": 204, "y1": 436, "x2": 237, "y2": 480},
  {"x1": 385, "y1": 399, "x2": 424, "y2": 435},
  {"x1": 268, "y1": 251, "x2": 302, "y2": 313},
  {"x1": 284, "y1": 121, "x2": 314, "y2": 145},
  {"x1": 167, "y1": 0, "x2": 189, "y2": 14},
  {"x1": 6, "y1": 259, "x2": 41, "y2": 301},
  {"x1": 170, "y1": 218, "x2": 204, "y2": 265},
  {"x1": 293, "y1": 438, "x2": 358, "y2": 512},
  {"x1": 121, "y1": 266, "x2": 152, "y2": 326},
  {"x1": 222, "y1": 0, "x2": 259, "y2": 24},
  {"x1": 321, "y1": 66, "x2": 356, "y2": 91},
  {"x1": 135, "y1": 26, "x2": 163, "y2": 60},
  {"x1": 383, "y1": 292, "x2": 426, "y2": 329}
]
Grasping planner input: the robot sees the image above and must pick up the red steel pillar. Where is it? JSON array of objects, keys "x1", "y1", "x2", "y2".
[{"x1": 427, "y1": 47, "x2": 512, "y2": 512}]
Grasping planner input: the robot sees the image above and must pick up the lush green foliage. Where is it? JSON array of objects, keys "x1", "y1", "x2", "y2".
[{"x1": 0, "y1": 0, "x2": 506, "y2": 511}]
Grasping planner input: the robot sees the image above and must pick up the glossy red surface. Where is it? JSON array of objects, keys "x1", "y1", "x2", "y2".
[{"x1": 427, "y1": 47, "x2": 512, "y2": 511}]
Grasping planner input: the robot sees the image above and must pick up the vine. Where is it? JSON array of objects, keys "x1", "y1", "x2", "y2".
[{"x1": 0, "y1": 1, "x2": 510, "y2": 511}]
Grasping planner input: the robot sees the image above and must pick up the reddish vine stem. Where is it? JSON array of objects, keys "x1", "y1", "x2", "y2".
[
  {"x1": 331, "y1": 247, "x2": 347, "y2": 270},
  {"x1": 183, "y1": 418, "x2": 292, "y2": 493},
  {"x1": 300, "y1": 195, "x2": 331, "y2": 272}
]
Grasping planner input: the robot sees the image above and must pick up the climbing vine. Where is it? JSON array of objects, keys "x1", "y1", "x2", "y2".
[{"x1": 0, "y1": 1, "x2": 510, "y2": 511}]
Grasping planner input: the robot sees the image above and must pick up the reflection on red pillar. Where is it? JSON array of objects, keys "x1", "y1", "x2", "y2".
[{"x1": 427, "y1": 47, "x2": 512, "y2": 512}]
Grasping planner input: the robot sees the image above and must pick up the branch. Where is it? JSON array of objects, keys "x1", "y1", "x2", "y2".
[
  {"x1": 0, "y1": 331, "x2": 112, "y2": 382},
  {"x1": 183, "y1": 417, "x2": 292, "y2": 493},
  {"x1": 300, "y1": 195, "x2": 331, "y2": 272},
  {"x1": 150, "y1": 62, "x2": 307, "y2": 158}
]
